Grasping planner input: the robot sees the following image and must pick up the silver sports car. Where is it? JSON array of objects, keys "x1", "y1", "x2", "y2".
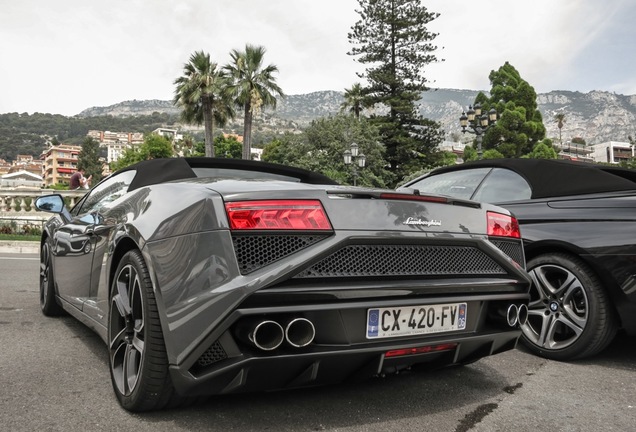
[{"x1": 36, "y1": 157, "x2": 530, "y2": 411}]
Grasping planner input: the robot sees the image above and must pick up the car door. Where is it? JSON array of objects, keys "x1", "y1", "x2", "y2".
[
  {"x1": 79, "y1": 170, "x2": 136, "y2": 326},
  {"x1": 51, "y1": 210, "x2": 98, "y2": 310},
  {"x1": 52, "y1": 170, "x2": 136, "y2": 315}
]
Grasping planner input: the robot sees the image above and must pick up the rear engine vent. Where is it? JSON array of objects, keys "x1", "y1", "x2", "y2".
[
  {"x1": 491, "y1": 239, "x2": 525, "y2": 268},
  {"x1": 233, "y1": 234, "x2": 330, "y2": 274},
  {"x1": 295, "y1": 244, "x2": 506, "y2": 278},
  {"x1": 197, "y1": 341, "x2": 228, "y2": 367}
]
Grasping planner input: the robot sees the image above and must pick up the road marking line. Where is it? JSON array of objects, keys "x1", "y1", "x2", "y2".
[{"x1": 0, "y1": 257, "x2": 39, "y2": 261}]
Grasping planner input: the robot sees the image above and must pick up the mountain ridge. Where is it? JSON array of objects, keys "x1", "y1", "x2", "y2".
[{"x1": 78, "y1": 89, "x2": 636, "y2": 145}]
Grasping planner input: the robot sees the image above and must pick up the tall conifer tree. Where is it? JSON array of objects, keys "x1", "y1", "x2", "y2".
[
  {"x1": 474, "y1": 62, "x2": 547, "y2": 157},
  {"x1": 348, "y1": 0, "x2": 444, "y2": 185}
]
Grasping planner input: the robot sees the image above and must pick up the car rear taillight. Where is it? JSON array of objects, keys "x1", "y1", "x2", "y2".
[
  {"x1": 225, "y1": 200, "x2": 332, "y2": 230},
  {"x1": 487, "y1": 211, "x2": 521, "y2": 238}
]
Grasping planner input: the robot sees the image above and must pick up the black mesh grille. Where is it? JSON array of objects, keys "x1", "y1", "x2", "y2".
[
  {"x1": 491, "y1": 239, "x2": 524, "y2": 267},
  {"x1": 197, "y1": 341, "x2": 228, "y2": 367},
  {"x1": 233, "y1": 234, "x2": 329, "y2": 274},
  {"x1": 295, "y1": 244, "x2": 506, "y2": 278}
]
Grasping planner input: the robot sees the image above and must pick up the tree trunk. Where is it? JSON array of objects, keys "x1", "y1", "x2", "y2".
[
  {"x1": 242, "y1": 103, "x2": 253, "y2": 160},
  {"x1": 204, "y1": 99, "x2": 215, "y2": 157}
]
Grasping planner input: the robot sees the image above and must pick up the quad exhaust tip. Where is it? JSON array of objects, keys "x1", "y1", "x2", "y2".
[
  {"x1": 250, "y1": 320, "x2": 285, "y2": 351},
  {"x1": 517, "y1": 304, "x2": 528, "y2": 326},
  {"x1": 506, "y1": 304, "x2": 528, "y2": 327},
  {"x1": 246, "y1": 317, "x2": 316, "y2": 351},
  {"x1": 285, "y1": 318, "x2": 316, "y2": 348}
]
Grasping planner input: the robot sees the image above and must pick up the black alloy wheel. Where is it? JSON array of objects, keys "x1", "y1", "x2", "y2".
[
  {"x1": 39, "y1": 240, "x2": 64, "y2": 316},
  {"x1": 521, "y1": 253, "x2": 617, "y2": 360},
  {"x1": 108, "y1": 250, "x2": 178, "y2": 411}
]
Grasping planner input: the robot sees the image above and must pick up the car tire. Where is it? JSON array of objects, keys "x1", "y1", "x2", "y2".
[
  {"x1": 521, "y1": 252, "x2": 617, "y2": 360},
  {"x1": 108, "y1": 250, "x2": 180, "y2": 411},
  {"x1": 39, "y1": 240, "x2": 65, "y2": 316}
]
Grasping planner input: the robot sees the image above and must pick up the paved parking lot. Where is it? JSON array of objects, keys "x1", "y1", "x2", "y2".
[{"x1": 1, "y1": 253, "x2": 634, "y2": 431}]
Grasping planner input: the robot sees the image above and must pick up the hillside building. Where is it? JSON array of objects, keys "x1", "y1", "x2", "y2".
[
  {"x1": 153, "y1": 127, "x2": 183, "y2": 142},
  {"x1": 41, "y1": 144, "x2": 81, "y2": 187},
  {"x1": 88, "y1": 130, "x2": 144, "y2": 163},
  {"x1": 0, "y1": 170, "x2": 43, "y2": 189},
  {"x1": 554, "y1": 142, "x2": 594, "y2": 162},
  {"x1": 590, "y1": 141, "x2": 634, "y2": 164},
  {"x1": 0, "y1": 159, "x2": 11, "y2": 176}
]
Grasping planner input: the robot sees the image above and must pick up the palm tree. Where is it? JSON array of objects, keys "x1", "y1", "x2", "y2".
[
  {"x1": 174, "y1": 51, "x2": 234, "y2": 157},
  {"x1": 341, "y1": 83, "x2": 365, "y2": 119},
  {"x1": 224, "y1": 44, "x2": 284, "y2": 160},
  {"x1": 554, "y1": 112, "x2": 566, "y2": 150}
]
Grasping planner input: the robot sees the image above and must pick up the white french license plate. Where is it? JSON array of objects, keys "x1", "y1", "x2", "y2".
[{"x1": 366, "y1": 303, "x2": 467, "y2": 339}]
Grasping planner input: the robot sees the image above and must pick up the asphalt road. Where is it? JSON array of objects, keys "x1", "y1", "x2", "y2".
[{"x1": 1, "y1": 253, "x2": 634, "y2": 432}]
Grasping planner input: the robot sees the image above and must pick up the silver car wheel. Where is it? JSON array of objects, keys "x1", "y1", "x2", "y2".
[
  {"x1": 109, "y1": 263, "x2": 145, "y2": 397},
  {"x1": 39, "y1": 241, "x2": 64, "y2": 316},
  {"x1": 39, "y1": 242, "x2": 51, "y2": 307},
  {"x1": 522, "y1": 263, "x2": 589, "y2": 351}
]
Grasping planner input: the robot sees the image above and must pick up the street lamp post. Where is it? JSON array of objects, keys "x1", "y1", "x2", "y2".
[
  {"x1": 343, "y1": 142, "x2": 366, "y2": 186},
  {"x1": 459, "y1": 103, "x2": 497, "y2": 160}
]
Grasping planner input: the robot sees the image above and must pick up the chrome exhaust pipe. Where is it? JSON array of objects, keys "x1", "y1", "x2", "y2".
[
  {"x1": 250, "y1": 320, "x2": 285, "y2": 351},
  {"x1": 517, "y1": 304, "x2": 528, "y2": 326},
  {"x1": 506, "y1": 304, "x2": 519, "y2": 327},
  {"x1": 285, "y1": 318, "x2": 316, "y2": 348}
]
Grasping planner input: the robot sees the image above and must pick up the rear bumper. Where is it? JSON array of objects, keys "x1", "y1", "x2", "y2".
[
  {"x1": 169, "y1": 329, "x2": 521, "y2": 396},
  {"x1": 168, "y1": 292, "x2": 528, "y2": 396}
]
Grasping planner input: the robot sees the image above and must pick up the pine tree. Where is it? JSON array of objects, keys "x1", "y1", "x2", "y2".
[
  {"x1": 476, "y1": 62, "x2": 547, "y2": 157},
  {"x1": 348, "y1": 0, "x2": 444, "y2": 185}
]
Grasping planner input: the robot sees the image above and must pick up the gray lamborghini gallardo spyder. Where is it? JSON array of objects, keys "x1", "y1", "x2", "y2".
[{"x1": 35, "y1": 157, "x2": 530, "y2": 411}]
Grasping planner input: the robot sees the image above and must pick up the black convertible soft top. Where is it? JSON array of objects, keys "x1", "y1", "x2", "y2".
[
  {"x1": 431, "y1": 158, "x2": 636, "y2": 199},
  {"x1": 117, "y1": 157, "x2": 339, "y2": 191}
]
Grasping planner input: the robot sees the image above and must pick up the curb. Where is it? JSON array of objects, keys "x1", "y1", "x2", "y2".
[{"x1": 0, "y1": 241, "x2": 40, "y2": 254}]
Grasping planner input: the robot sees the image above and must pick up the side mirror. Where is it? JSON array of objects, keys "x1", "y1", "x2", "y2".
[{"x1": 35, "y1": 194, "x2": 65, "y2": 213}]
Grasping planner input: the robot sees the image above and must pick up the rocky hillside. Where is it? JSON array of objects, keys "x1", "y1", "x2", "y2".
[
  {"x1": 79, "y1": 99, "x2": 181, "y2": 118},
  {"x1": 78, "y1": 89, "x2": 636, "y2": 145}
]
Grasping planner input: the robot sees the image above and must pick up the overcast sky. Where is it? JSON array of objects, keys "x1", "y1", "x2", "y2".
[{"x1": 2, "y1": 0, "x2": 635, "y2": 116}]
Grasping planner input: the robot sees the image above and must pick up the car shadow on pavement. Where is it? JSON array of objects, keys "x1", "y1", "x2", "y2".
[
  {"x1": 515, "y1": 331, "x2": 636, "y2": 370},
  {"x1": 577, "y1": 331, "x2": 636, "y2": 371},
  {"x1": 58, "y1": 314, "x2": 109, "y2": 367},
  {"x1": 139, "y1": 359, "x2": 521, "y2": 431}
]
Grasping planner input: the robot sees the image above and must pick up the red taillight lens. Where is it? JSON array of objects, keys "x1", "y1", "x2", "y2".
[
  {"x1": 487, "y1": 211, "x2": 521, "y2": 238},
  {"x1": 384, "y1": 343, "x2": 458, "y2": 358},
  {"x1": 225, "y1": 200, "x2": 332, "y2": 230}
]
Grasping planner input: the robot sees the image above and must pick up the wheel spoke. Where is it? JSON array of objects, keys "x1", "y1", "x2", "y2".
[
  {"x1": 40, "y1": 253, "x2": 48, "y2": 278},
  {"x1": 109, "y1": 327, "x2": 127, "y2": 351},
  {"x1": 112, "y1": 293, "x2": 128, "y2": 318},
  {"x1": 543, "y1": 315, "x2": 563, "y2": 348},
  {"x1": 115, "y1": 265, "x2": 133, "y2": 315},
  {"x1": 527, "y1": 298, "x2": 546, "y2": 312},
  {"x1": 558, "y1": 307, "x2": 586, "y2": 333},
  {"x1": 124, "y1": 344, "x2": 140, "y2": 393},
  {"x1": 131, "y1": 334, "x2": 145, "y2": 355},
  {"x1": 530, "y1": 266, "x2": 556, "y2": 298},
  {"x1": 553, "y1": 271, "x2": 577, "y2": 298},
  {"x1": 111, "y1": 339, "x2": 128, "y2": 395},
  {"x1": 536, "y1": 314, "x2": 555, "y2": 347}
]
